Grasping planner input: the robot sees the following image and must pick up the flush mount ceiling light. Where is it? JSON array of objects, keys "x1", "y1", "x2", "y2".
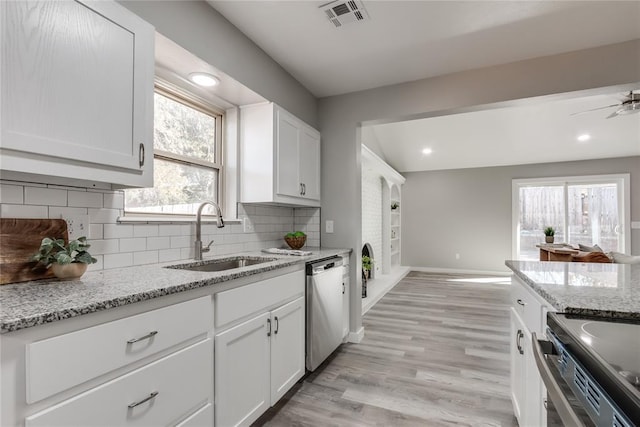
[
  {"x1": 188, "y1": 72, "x2": 220, "y2": 87},
  {"x1": 577, "y1": 134, "x2": 591, "y2": 142},
  {"x1": 422, "y1": 148, "x2": 433, "y2": 155}
]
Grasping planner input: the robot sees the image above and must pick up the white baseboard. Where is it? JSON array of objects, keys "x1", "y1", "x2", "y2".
[
  {"x1": 346, "y1": 327, "x2": 364, "y2": 343},
  {"x1": 409, "y1": 266, "x2": 511, "y2": 276}
]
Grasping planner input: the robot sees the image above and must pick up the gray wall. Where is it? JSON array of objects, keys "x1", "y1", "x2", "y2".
[
  {"x1": 118, "y1": 0, "x2": 317, "y2": 127},
  {"x1": 319, "y1": 40, "x2": 640, "y2": 335},
  {"x1": 402, "y1": 156, "x2": 640, "y2": 273}
]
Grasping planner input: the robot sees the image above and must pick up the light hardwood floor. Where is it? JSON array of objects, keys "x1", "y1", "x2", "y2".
[{"x1": 256, "y1": 271, "x2": 518, "y2": 426}]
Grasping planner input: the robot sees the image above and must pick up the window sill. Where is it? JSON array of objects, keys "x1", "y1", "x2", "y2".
[{"x1": 118, "y1": 215, "x2": 242, "y2": 225}]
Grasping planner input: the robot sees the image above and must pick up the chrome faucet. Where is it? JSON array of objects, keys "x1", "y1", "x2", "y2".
[{"x1": 194, "y1": 201, "x2": 225, "y2": 260}]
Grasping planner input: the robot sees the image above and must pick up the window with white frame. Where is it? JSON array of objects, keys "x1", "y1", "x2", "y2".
[
  {"x1": 125, "y1": 86, "x2": 223, "y2": 215},
  {"x1": 512, "y1": 174, "x2": 630, "y2": 260}
]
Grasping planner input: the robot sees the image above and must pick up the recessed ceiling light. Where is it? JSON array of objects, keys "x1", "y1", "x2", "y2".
[
  {"x1": 422, "y1": 148, "x2": 433, "y2": 155},
  {"x1": 577, "y1": 134, "x2": 591, "y2": 142},
  {"x1": 188, "y1": 72, "x2": 220, "y2": 87}
]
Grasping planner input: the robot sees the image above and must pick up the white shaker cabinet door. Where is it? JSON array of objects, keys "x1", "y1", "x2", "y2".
[
  {"x1": 215, "y1": 312, "x2": 271, "y2": 427},
  {"x1": 0, "y1": 0, "x2": 154, "y2": 187},
  {"x1": 270, "y1": 297, "x2": 305, "y2": 404},
  {"x1": 276, "y1": 108, "x2": 301, "y2": 198},
  {"x1": 298, "y1": 126, "x2": 321, "y2": 201}
]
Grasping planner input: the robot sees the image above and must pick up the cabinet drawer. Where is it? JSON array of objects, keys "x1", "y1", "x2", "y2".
[
  {"x1": 511, "y1": 278, "x2": 545, "y2": 334},
  {"x1": 26, "y1": 296, "x2": 212, "y2": 403},
  {"x1": 25, "y1": 338, "x2": 213, "y2": 427},
  {"x1": 215, "y1": 270, "x2": 304, "y2": 329},
  {"x1": 176, "y1": 403, "x2": 214, "y2": 427}
]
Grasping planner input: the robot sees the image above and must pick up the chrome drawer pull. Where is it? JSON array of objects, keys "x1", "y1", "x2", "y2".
[
  {"x1": 128, "y1": 391, "x2": 158, "y2": 409},
  {"x1": 127, "y1": 330, "x2": 158, "y2": 344}
]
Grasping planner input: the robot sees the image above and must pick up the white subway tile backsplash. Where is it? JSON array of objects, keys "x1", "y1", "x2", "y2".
[
  {"x1": 103, "y1": 192, "x2": 124, "y2": 209},
  {"x1": 119, "y1": 237, "x2": 147, "y2": 252},
  {"x1": 0, "y1": 184, "x2": 23, "y2": 204},
  {"x1": 104, "y1": 224, "x2": 133, "y2": 239},
  {"x1": 170, "y1": 235, "x2": 191, "y2": 249},
  {"x1": 147, "y1": 236, "x2": 171, "y2": 250},
  {"x1": 133, "y1": 224, "x2": 159, "y2": 237},
  {"x1": 1, "y1": 182, "x2": 320, "y2": 272},
  {"x1": 24, "y1": 187, "x2": 67, "y2": 206},
  {"x1": 90, "y1": 239, "x2": 120, "y2": 255},
  {"x1": 1, "y1": 204, "x2": 48, "y2": 218},
  {"x1": 133, "y1": 250, "x2": 159, "y2": 265},
  {"x1": 68, "y1": 190, "x2": 103, "y2": 208},
  {"x1": 89, "y1": 224, "x2": 103, "y2": 239},
  {"x1": 104, "y1": 253, "x2": 133, "y2": 269},
  {"x1": 158, "y1": 248, "x2": 182, "y2": 263},
  {"x1": 88, "y1": 208, "x2": 120, "y2": 224}
]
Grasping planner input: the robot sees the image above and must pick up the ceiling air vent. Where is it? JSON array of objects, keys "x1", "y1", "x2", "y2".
[{"x1": 320, "y1": 0, "x2": 370, "y2": 28}]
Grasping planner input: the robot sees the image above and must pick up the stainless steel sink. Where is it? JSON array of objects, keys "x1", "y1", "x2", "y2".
[{"x1": 167, "y1": 257, "x2": 276, "y2": 272}]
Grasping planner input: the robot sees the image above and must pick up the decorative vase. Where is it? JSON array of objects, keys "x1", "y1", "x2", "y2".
[
  {"x1": 51, "y1": 263, "x2": 88, "y2": 280},
  {"x1": 545, "y1": 236, "x2": 554, "y2": 244}
]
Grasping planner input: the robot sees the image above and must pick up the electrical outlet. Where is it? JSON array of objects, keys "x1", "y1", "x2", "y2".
[
  {"x1": 243, "y1": 218, "x2": 254, "y2": 233},
  {"x1": 62, "y1": 215, "x2": 90, "y2": 240},
  {"x1": 325, "y1": 220, "x2": 334, "y2": 233}
]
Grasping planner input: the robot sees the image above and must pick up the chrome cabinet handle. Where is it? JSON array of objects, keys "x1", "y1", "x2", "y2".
[
  {"x1": 267, "y1": 318, "x2": 271, "y2": 337},
  {"x1": 302, "y1": 183, "x2": 306, "y2": 195},
  {"x1": 128, "y1": 391, "x2": 158, "y2": 409},
  {"x1": 127, "y1": 330, "x2": 158, "y2": 344},
  {"x1": 342, "y1": 282, "x2": 345, "y2": 294},
  {"x1": 274, "y1": 316, "x2": 279, "y2": 334},
  {"x1": 139, "y1": 143, "x2": 145, "y2": 167},
  {"x1": 516, "y1": 299, "x2": 526, "y2": 306},
  {"x1": 299, "y1": 183, "x2": 304, "y2": 196},
  {"x1": 516, "y1": 330, "x2": 524, "y2": 355}
]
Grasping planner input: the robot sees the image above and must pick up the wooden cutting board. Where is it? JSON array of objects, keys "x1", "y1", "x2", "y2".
[{"x1": 0, "y1": 218, "x2": 69, "y2": 285}]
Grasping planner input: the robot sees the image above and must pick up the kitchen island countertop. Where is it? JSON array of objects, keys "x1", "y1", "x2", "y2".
[
  {"x1": 506, "y1": 260, "x2": 640, "y2": 322},
  {"x1": 0, "y1": 247, "x2": 351, "y2": 334}
]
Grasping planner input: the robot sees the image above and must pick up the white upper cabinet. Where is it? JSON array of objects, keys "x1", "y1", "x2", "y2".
[
  {"x1": 0, "y1": 0, "x2": 154, "y2": 188},
  {"x1": 241, "y1": 102, "x2": 321, "y2": 207}
]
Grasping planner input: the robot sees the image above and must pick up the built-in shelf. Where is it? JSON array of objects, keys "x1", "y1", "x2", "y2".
[
  {"x1": 391, "y1": 238, "x2": 399, "y2": 242},
  {"x1": 391, "y1": 250, "x2": 400, "y2": 257}
]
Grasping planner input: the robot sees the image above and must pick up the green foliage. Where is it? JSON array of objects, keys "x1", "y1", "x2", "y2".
[
  {"x1": 362, "y1": 255, "x2": 373, "y2": 272},
  {"x1": 286, "y1": 231, "x2": 306, "y2": 238},
  {"x1": 30, "y1": 237, "x2": 97, "y2": 267},
  {"x1": 391, "y1": 202, "x2": 399, "y2": 210},
  {"x1": 543, "y1": 226, "x2": 556, "y2": 236}
]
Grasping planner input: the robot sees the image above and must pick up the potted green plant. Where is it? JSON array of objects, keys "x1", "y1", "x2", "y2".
[
  {"x1": 391, "y1": 202, "x2": 399, "y2": 211},
  {"x1": 543, "y1": 227, "x2": 555, "y2": 244},
  {"x1": 362, "y1": 255, "x2": 372, "y2": 279},
  {"x1": 284, "y1": 231, "x2": 307, "y2": 250},
  {"x1": 30, "y1": 236, "x2": 97, "y2": 279}
]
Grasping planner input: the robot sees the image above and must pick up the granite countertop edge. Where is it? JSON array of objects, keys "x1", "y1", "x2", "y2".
[
  {"x1": 505, "y1": 260, "x2": 640, "y2": 322},
  {"x1": 0, "y1": 248, "x2": 351, "y2": 334}
]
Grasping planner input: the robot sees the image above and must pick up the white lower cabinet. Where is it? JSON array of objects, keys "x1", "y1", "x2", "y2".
[
  {"x1": 510, "y1": 276, "x2": 552, "y2": 427},
  {"x1": 215, "y1": 296, "x2": 305, "y2": 427},
  {"x1": 26, "y1": 339, "x2": 212, "y2": 427}
]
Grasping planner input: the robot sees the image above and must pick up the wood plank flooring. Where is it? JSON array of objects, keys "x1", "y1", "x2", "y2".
[{"x1": 256, "y1": 272, "x2": 518, "y2": 426}]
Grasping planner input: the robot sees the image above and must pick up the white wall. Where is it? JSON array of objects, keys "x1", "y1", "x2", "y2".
[
  {"x1": 0, "y1": 180, "x2": 320, "y2": 271},
  {"x1": 402, "y1": 156, "x2": 640, "y2": 273},
  {"x1": 361, "y1": 169, "x2": 382, "y2": 277},
  {"x1": 319, "y1": 39, "x2": 640, "y2": 336}
]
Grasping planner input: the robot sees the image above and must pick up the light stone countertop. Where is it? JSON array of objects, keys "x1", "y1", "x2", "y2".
[
  {"x1": 0, "y1": 247, "x2": 351, "y2": 334},
  {"x1": 506, "y1": 260, "x2": 640, "y2": 322}
]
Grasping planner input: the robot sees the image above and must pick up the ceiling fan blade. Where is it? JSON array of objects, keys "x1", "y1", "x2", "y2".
[
  {"x1": 570, "y1": 104, "x2": 620, "y2": 116},
  {"x1": 605, "y1": 111, "x2": 619, "y2": 119}
]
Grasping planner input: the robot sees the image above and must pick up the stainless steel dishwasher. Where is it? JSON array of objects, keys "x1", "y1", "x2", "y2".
[{"x1": 306, "y1": 256, "x2": 344, "y2": 371}]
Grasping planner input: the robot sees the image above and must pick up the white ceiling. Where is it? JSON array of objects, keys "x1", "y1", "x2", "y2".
[
  {"x1": 209, "y1": 1, "x2": 640, "y2": 98},
  {"x1": 205, "y1": 1, "x2": 640, "y2": 171},
  {"x1": 363, "y1": 93, "x2": 640, "y2": 172}
]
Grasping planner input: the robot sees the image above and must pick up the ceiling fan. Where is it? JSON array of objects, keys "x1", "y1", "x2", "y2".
[{"x1": 572, "y1": 91, "x2": 640, "y2": 119}]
